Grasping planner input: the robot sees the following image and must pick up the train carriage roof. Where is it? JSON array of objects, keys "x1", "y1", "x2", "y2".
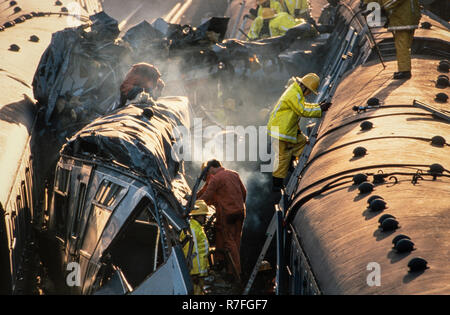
[{"x1": 61, "y1": 95, "x2": 191, "y2": 203}]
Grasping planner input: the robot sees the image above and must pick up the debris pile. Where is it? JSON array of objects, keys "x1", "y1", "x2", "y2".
[{"x1": 32, "y1": 11, "x2": 325, "y2": 138}]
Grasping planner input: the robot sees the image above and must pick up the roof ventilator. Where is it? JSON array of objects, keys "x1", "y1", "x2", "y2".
[
  {"x1": 394, "y1": 239, "x2": 415, "y2": 253},
  {"x1": 9, "y1": 44, "x2": 20, "y2": 52},
  {"x1": 431, "y1": 135, "x2": 446, "y2": 147},
  {"x1": 379, "y1": 214, "x2": 396, "y2": 224},
  {"x1": 380, "y1": 217, "x2": 399, "y2": 231},
  {"x1": 369, "y1": 198, "x2": 387, "y2": 212},
  {"x1": 435, "y1": 93, "x2": 448, "y2": 103},
  {"x1": 392, "y1": 234, "x2": 410, "y2": 245},
  {"x1": 353, "y1": 173, "x2": 368, "y2": 185},
  {"x1": 367, "y1": 98, "x2": 380, "y2": 106},
  {"x1": 29, "y1": 35, "x2": 39, "y2": 42},
  {"x1": 368, "y1": 195, "x2": 384, "y2": 204},
  {"x1": 408, "y1": 258, "x2": 428, "y2": 272},
  {"x1": 360, "y1": 121, "x2": 373, "y2": 131},
  {"x1": 436, "y1": 75, "x2": 449, "y2": 88},
  {"x1": 358, "y1": 182, "x2": 374, "y2": 194},
  {"x1": 353, "y1": 146, "x2": 367, "y2": 157},
  {"x1": 429, "y1": 163, "x2": 444, "y2": 179},
  {"x1": 438, "y1": 60, "x2": 449, "y2": 72}
]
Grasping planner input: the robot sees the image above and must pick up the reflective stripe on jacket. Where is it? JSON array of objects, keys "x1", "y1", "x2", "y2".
[
  {"x1": 248, "y1": 12, "x2": 296, "y2": 40},
  {"x1": 181, "y1": 219, "x2": 209, "y2": 276},
  {"x1": 267, "y1": 81, "x2": 322, "y2": 143}
]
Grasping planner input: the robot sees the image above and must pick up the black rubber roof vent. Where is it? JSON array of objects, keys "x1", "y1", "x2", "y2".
[
  {"x1": 358, "y1": 182, "x2": 374, "y2": 194},
  {"x1": 367, "y1": 98, "x2": 379, "y2": 106},
  {"x1": 435, "y1": 93, "x2": 448, "y2": 103},
  {"x1": 13, "y1": 6, "x2": 21, "y2": 14},
  {"x1": 369, "y1": 199, "x2": 387, "y2": 212},
  {"x1": 10, "y1": 1, "x2": 17, "y2": 6},
  {"x1": 4, "y1": 21, "x2": 16, "y2": 28},
  {"x1": 438, "y1": 60, "x2": 449, "y2": 72},
  {"x1": 9, "y1": 44, "x2": 20, "y2": 52},
  {"x1": 55, "y1": 0, "x2": 63, "y2": 5},
  {"x1": 408, "y1": 257, "x2": 428, "y2": 272},
  {"x1": 394, "y1": 239, "x2": 415, "y2": 253},
  {"x1": 353, "y1": 146, "x2": 367, "y2": 157},
  {"x1": 380, "y1": 218, "x2": 399, "y2": 231},
  {"x1": 360, "y1": 121, "x2": 373, "y2": 131},
  {"x1": 431, "y1": 135, "x2": 446, "y2": 147},
  {"x1": 61, "y1": 7, "x2": 68, "y2": 13},
  {"x1": 367, "y1": 195, "x2": 383, "y2": 204},
  {"x1": 436, "y1": 75, "x2": 449, "y2": 88},
  {"x1": 379, "y1": 214, "x2": 396, "y2": 225},
  {"x1": 429, "y1": 163, "x2": 444, "y2": 176},
  {"x1": 392, "y1": 234, "x2": 410, "y2": 245},
  {"x1": 353, "y1": 173, "x2": 367, "y2": 185},
  {"x1": 29, "y1": 35, "x2": 39, "y2": 42}
]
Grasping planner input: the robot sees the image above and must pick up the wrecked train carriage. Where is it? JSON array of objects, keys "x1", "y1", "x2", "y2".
[
  {"x1": 278, "y1": 0, "x2": 450, "y2": 295},
  {"x1": 0, "y1": 0, "x2": 102, "y2": 294},
  {"x1": 48, "y1": 96, "x2": 194, "y2": 294}
]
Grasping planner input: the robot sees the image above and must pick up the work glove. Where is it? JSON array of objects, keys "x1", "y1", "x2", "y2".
[{"x1": 320, "y1": 101, "x2": 332, "y2": 112}]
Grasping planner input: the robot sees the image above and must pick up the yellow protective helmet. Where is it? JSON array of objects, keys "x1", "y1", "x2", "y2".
[
  {"x1": 261, "y1": 8, "x2": 276, "y2": 20},
  {"x1": 296, "y1": 73, "x2": 320, "y2": 95},
  {"x1": 191, "y1": 200, "x2": 211, "y2": 216}
]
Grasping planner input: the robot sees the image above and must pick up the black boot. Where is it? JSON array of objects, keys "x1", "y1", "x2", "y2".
[
  {"x1": 272, "y1": 177, "x2": 284, "y2": 192},
  {"x1": 393, "y1": 71, "x2": 411, "y2": 80}
]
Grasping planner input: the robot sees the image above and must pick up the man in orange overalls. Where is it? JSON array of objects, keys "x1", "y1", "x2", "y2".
[{"x1": 197, "y1": 160, "x2": 247, "y2": 285}]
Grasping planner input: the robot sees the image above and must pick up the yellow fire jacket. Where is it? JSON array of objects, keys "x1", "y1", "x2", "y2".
[
  {"x1": 365, "y1": 0, "x2": 421, "y2": 30},
  {"x1": 180, "y1": 219, "x2": 210, "y2": 276},
  {"x1": 280, "y1": 0, "x2": 310, "y2": 17},
  {"x1": 257, "y1": 0, "x2": 283, "y2": 16},
  {"x1": 267, "y1": 81, "x2": 322, "y2": 143},
  {"x1": 248, "y1": 12, "x2": 297, "y2": 40}
]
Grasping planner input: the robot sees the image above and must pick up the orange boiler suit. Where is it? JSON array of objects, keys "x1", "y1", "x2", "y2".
[{"x1": 198, "y1": 167, "x2": 247, "y2": 277}]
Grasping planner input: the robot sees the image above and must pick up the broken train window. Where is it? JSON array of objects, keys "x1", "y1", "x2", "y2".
[
  {"x1": 53, "y1": 166, "x2": 71, "y2": 241},
  {"x1": 94, "y1": 198, "x2": 174, "y2": 291}
]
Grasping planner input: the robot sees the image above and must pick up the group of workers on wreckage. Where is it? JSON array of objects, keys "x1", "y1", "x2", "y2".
[{"x1": 117, "y1": 0, "x2": 421, "y2": 294}]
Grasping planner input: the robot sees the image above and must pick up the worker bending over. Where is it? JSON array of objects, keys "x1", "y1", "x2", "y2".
[
  {"x1": 248, "y1": 8, "x2": 296, "y2": 40},
  {"x1": 180, "y1": 200, "x2": 211, "y2": 295},
  {"x1": 363, "y1": 0, "x2": 420, "y2": 79},
  {"x1": 198, "y1": 160, "x2": 247, "y2": 286},
  {"x1": 267, "y1": 73, "x2": 332, "y2": 191},
  {"x1": 119, "y1": 63, "x2": 165, "y2": 108}
]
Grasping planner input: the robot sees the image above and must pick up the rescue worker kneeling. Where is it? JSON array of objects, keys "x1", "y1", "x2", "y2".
[
  {"x1": 180, "y1": 200, "x2": 212, "y2": 295},
  {"x1": 267, "y1": 73, "x2": 332, "y2": 191},
  {"x1": 247, "y1": 8, "x2": 296, "y2": 40}
]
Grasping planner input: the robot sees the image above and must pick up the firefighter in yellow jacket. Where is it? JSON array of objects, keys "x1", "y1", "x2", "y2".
[
  {"x1": 364, "y1": 0, "x2": 421, "y2": 79},
  {"x1": 180, "y1": 200, "x2": 211, "y2": 294},
  {"x1": 248, "y1": 9, "x2": 296, "y2": 40},
  {"x1": 256, "y1": 0, "x2": 283, "y2": 17},
  {"x1": 280, "y1": 0, "x2": 311, "y2": 20},
  {"x1": 267, "y1": 73, "x2": 332, "y2": 191}
]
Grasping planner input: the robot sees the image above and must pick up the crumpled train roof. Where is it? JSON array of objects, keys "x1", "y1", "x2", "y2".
[{"x1": 61, "y1": 96, "x2": 191, "y2": 192}]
